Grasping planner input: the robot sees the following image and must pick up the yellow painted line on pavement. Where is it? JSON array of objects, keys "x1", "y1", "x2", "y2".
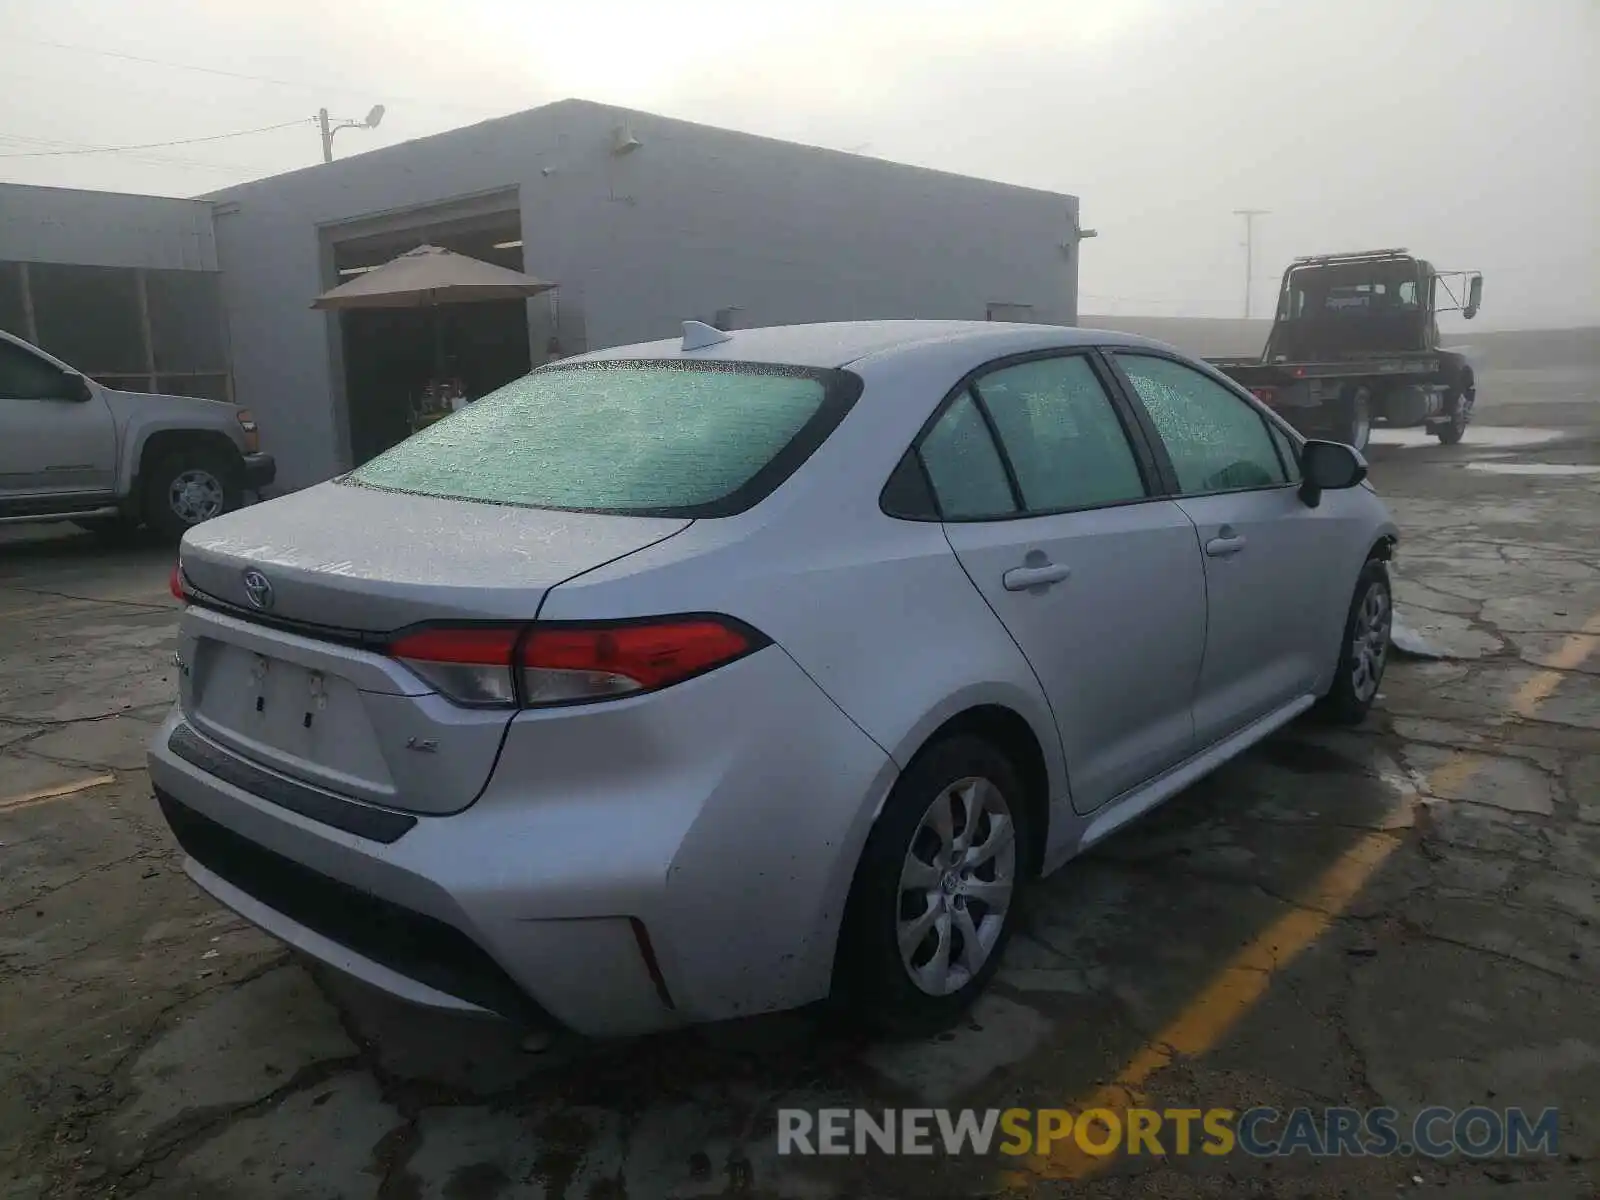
[
  {"x1": 1512, "y1": 611, "x2": 1600, "y2": 717},
  {"x1": 0, "y1": 773, "x2": 117, "y2": 814},
  {"x1": 1004, "y1": 605, "x2": 1600, "y2": 1188}
]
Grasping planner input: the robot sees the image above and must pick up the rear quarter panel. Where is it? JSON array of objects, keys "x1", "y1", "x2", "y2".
[
  {"x1": 536, "y1": 350, "x2": 1072, "y2": 892},
  {"x1": 536, "y1": 350, "x2": 1068, "y2": 796}
]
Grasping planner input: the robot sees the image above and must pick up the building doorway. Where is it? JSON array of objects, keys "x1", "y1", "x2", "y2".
[{"x1": 331, "y1": 212, "x2": 536, "y2": 466}]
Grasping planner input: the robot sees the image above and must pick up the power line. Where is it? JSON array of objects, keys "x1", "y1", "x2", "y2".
[
  {"x1": 0, "y1": 119, "x2": 309, "y2": 159},
  {"x1": 16, "y1": 35, "x2": 500, "y2": 118},
  {"x1": 0, "y1": 132, "x2": 248, "y2": 173}
]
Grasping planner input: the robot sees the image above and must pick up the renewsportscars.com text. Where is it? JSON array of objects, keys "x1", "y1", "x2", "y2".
[{"x1": 777, "y1": 1106, "x2": 1560, "y2": 1159}]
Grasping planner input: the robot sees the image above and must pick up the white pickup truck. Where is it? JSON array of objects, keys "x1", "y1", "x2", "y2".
[{"x1": 0, "y1": 328, "x2": 274, "y2": 539}]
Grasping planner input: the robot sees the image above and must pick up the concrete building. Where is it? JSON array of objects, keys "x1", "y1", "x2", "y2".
[{"x1": 3, "y1": 99, "x2": 1085, "y2": 490}]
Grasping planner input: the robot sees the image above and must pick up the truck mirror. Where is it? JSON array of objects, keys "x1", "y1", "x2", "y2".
[{"x1": 1463, "y1": 274, "x2": 1483, "y2": 320}]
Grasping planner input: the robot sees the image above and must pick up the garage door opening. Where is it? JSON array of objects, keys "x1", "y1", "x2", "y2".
[{"x1": 332, "y1": 214, "x2": 537, "y2": 466}]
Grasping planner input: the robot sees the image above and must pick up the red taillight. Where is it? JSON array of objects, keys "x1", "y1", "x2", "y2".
[
  {"x1": 169, "y1": 563, "x2": 187, "y2": 601},
  {"x1": 384, "y1": 617, "x2": 762, "y2": 709},
  {"x1": 387, "y1": 627, "x2": 522, "y2": 665},
  {"x1": 1251, "y1": 387, "x2": 1277, "y2": 405},
  {"x1": 519, "y1": 619, "x2": 757, "y2": 705},
  {"x1": 387, "y1": 626, "x2": 521, "y2": 707}
]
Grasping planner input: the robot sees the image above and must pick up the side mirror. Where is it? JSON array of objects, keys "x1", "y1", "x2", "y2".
[
  {"x1": 62, "y1": 373, "x2": 93, "y2": 402},
  {"x1": 1299, "y1": 439, "x2": 1367, "y2": 508},
  {"x1": 1463, "y1": 273, "x2": 1484, "y2": 320}
]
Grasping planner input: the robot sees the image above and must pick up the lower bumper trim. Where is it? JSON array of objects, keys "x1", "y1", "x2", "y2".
[{"x1": 154, "y1": 786, "x2": 553, "y2": 1027}]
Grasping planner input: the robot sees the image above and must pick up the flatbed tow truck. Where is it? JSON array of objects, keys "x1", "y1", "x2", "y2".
[{"x1": 1208, "y1": 248, "x2": 1484, "y2": 451}]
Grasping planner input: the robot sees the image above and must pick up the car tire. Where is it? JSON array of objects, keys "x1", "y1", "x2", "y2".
[
  {"x1": 1336, "y1": 385, "x2": 1373, "y2": 453},
  {"x1": 1317, "y1": 557, "x2": 1393, "y2": 726},
  {"x1": 143, "y1": 448, "x2": 242, "y2": 541},
  {"x1": 835, "y1": 734, "x2": 1034, "y2": 1037}
]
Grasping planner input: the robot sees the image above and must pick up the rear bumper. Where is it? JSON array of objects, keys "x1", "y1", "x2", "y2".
[
  {"x1": 241, "y1": 452, "x2": 276, "y2": 491},
  {"x1": 145, "y1": 646, "x2": 896, "y2": 1036}
]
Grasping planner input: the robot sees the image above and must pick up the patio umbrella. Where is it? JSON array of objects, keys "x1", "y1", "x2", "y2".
[{"x1": 312, "y1": 243, "x2": 557, "y2": 379}]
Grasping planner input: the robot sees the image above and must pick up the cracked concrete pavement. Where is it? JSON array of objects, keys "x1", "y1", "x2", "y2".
[{"x1": 1, "y1": 365, "x2": 1597, "y2": 1198}]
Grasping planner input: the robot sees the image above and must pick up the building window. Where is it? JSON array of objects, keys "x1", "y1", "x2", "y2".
[{"x1": 0, "y1": 260, "x2": 230, "y2": 400}]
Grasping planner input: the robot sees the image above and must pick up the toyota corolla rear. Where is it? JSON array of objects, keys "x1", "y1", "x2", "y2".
[{"x1": 147, "y1": 358, "x2": 897, "y2": 1036}]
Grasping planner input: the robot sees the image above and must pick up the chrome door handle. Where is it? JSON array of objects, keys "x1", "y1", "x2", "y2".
[
  {"x1": 1002, "y1": 562, "x2": 1072, "y2": 591},
  {"x1": 1205, "y1": 535, "x2": 1247, "y2": 557}
]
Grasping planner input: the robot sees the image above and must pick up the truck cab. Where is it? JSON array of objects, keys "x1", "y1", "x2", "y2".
[{"x1": 1267, "y1": 251, "x2": 1457, "y2": 362}]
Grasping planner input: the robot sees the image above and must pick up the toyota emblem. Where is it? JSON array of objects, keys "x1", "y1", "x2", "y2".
[{"x1": 242, "y1": 569, "x2": 275, "y2": 611}]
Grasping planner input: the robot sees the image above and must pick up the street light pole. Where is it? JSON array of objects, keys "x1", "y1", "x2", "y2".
[
  {"x1": 316, "y1": 104, "x2": 386, "y2": 164},
  {"x1": 1233, "y1": 209, "x2": 1269, "y2": 318}
]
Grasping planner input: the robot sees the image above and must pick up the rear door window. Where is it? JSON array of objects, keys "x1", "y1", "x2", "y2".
[
  {"x1": 973, "y1": 354, "x2": 1149, "y2": 512},
  {"x1": 344, "y1": 361, "x2": 860, "y2": 517}
]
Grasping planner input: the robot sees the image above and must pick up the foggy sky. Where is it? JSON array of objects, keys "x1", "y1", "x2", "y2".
[{"x1": 2, "y1": 0, "x2": 1595, "y2": 330}]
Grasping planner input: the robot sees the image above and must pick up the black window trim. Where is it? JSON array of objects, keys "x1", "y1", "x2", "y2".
[
  {"x1": 1099, "y1": 346, "x2": 1307, "y2": 500},
  {"x1": 339, "y1": 357, "x2": 865, "y2": 521},
  {"x1": 879, "y1": 346, "x2": 1168, "y2": 524}
]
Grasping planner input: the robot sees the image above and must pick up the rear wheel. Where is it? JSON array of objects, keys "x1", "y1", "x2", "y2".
[
  {"x1": 1334, "y1": 385, "x2": 1372, "y2": 452},
  {"x1": 142, "y1": 448, "x2": 241, "y2": 541},
  {"x1": 1318, "y1": 558, "x2": 1392, "y2": 725},
  {"x1": 836, "y1": 735, "x2": 1034, "y2": 1037},
  {"x1": 1433, "y1": 380, "x2": 1473, "y2": 445}
]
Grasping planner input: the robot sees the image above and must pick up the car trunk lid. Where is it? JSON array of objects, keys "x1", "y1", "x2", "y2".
[
  {"x1": 173, "y1": 482, "x2": 691, "y2": 815},
  {"x1": 179, "y1": 481, "x2": 691, "y2": 631}
]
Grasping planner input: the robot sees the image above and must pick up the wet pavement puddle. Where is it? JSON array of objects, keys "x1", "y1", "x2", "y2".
[
  {"x1": 1464, "y1": 461, "x2": 1600, "y2": 476},
  {"x1": 1370, "y1": 426, "x2": 1566, "y2": 449}
]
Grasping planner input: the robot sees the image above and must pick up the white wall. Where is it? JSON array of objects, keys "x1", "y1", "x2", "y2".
[
  {"x1": 0, "y1": 183, "x2": 216, "y2": 271},
  {"x1": 209, "y1": 100, "x2": 1081, "y2": 489}
]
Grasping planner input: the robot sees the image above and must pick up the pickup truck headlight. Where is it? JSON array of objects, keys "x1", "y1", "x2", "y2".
[{"x1": 235, "y1": 409, "x2": 260, "y2": 453}]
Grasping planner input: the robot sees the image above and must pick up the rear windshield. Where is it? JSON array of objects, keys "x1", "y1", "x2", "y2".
[{"x1": 342, "y1": 360, "x2": 861, "y2": 517}]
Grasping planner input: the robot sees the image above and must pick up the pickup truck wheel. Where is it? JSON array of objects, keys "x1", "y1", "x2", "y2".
[
  {"x1": 1336, "y1": 386, "x2": 1373, "y2": 452},
  {"x1": 143, "y1": 450, "x2": 241, "y2": 540}
]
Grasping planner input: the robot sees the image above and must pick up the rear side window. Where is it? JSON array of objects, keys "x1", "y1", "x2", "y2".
[
  {"x1": 919, "y1": 392, "x2": 1017, "y2": 519},
  {"x1": 974, "y1": 355, "x2": 1148, "y2": 512},
  {"x1": 343, "y1": 361, "x2": 859, "y2": 516}
]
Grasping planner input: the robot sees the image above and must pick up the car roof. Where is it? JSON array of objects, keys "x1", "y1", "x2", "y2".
[{"x1": 567, "y1": 320, "x2": 1179, "y2": 370}]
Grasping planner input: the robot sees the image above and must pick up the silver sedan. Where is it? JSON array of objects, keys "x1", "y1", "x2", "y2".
[{"x1": 149, "y1": 321, "x2": 1397, "y2": 1037}]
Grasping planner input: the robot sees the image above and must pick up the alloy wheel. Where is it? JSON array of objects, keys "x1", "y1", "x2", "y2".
[
  {"x1": 896, "y1": 776, "x2": 1017, "y2": 996},
  {"x1": 1350, "y1": 580, "x2": 1391, "y2": 702}
]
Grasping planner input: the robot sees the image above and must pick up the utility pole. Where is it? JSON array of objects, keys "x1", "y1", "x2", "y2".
[
  {"x1": 1233, "y1": 209, "x2": 1269, "y2": 318},
  {"x1": 316, "y1": 104, "x2": 386, "y2": 164}
]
